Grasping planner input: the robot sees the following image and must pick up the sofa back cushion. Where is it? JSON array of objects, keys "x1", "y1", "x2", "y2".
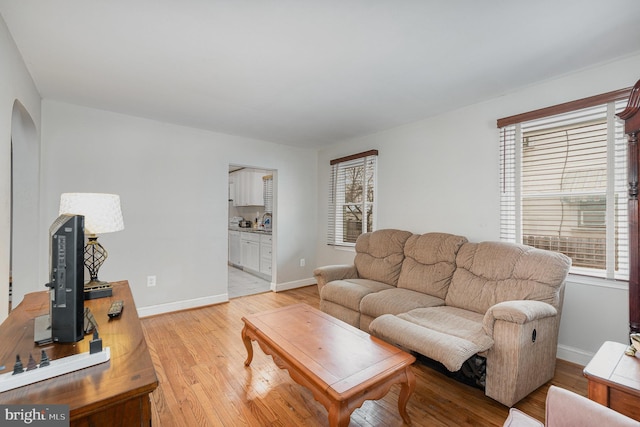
[
  {"x1": 445, "y1": 241, "x2": 571, "y2": 314},
  {"x1": 354, "y1": 229, "x2": 413, "y2": 286},
  {"x1": 397, "y1": 232, "x2": 468, "y2": 299}
]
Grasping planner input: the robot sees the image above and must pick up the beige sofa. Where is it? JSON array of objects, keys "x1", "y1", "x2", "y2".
[{"x1": 314, "y1": 229, "x2": 571, "y2": 407}]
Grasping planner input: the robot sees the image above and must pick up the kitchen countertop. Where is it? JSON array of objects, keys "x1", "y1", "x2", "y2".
[{"x1": 229, "y1": 226, "x2": 272, "y2": 235}]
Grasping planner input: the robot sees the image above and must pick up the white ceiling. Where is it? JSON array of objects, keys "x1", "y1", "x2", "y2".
[{"x1": 1, "y1": 1, "x2": 640, "y2": 149}]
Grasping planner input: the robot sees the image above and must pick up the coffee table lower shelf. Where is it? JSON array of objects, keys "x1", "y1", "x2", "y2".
[{"x1": 241, "y1": 304, "x2": 416, "y2": 427}]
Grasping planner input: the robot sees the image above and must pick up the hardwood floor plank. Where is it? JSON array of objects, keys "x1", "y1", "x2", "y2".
[{"x1": 142, "y1": 285, "x2": 587, "y2": 426}]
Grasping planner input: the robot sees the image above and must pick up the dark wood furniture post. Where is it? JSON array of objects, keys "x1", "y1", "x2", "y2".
[{"x1": 618, "y1": 79, "x2": 640, "y2": 333}]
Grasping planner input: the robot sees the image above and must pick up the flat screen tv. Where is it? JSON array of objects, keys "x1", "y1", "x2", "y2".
[{"x1": 35, "y1": 214, "x2": 85, "y2": 344}]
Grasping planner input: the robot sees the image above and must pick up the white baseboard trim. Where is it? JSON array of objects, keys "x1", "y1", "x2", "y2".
[
  {"x1": 137, "y1": 293, "x2": 228, "y2": 318},
  {"x1": 556, "y1": 344, "x2": 595, "y2": 366},
  {"x1": 274, "y1": 277, "x2": 316, "y2": 292},
  {"x1": 137, "y1": 278, "x2": 316, "y2": 318}
]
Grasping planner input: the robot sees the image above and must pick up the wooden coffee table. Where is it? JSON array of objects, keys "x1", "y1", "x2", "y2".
[{"x1": 241, "y1": 303, "x2": 416, "y2": 427}]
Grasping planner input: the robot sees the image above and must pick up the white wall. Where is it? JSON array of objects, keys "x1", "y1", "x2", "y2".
[
  {"x1": 40, "y1": 100, "x2": 317, "y2": 315},
  {"x1": 316, "y1": 52, "x2": 640, "y2": 364},
  {"x1": 0, "y1": 16, "x2": 41, "y2": 322}
]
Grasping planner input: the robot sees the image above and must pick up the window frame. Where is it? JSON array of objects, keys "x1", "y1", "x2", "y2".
[
  {"x1": 498, "y1": 88, "x2": 632, "y2": 281},
  {"x1": 327, "y1": 150, "x2": 378, "y2": 247}
]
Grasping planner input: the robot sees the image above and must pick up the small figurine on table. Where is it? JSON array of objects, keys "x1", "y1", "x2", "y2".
[
  {"x1": 625, "y1": 333, "x2": 640, "y2": 356},
  {"x1": 40, "y1": 350, "x2": 50, "y2": 367},
  {"x1": 26, "y1": 353, "x2": 38, "y2": 371},
  {"x1": 12, "y1": 354, "x2": 24, "y2": 375}
]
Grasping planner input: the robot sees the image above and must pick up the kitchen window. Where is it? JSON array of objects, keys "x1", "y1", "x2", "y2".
[
  {"x1": 498, "y1": 90, "x2": 630, "y2": 280},
  {"x1": 327, "y1": 150, "x2": 378, "y2": 246}
]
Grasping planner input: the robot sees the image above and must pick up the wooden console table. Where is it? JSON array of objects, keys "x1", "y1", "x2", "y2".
[
  {"x1": 0, "y1": 280, "x2": 158, "y2": 426},
  {"x1": 583, "y1": 341, "x2": 640, "y2": 421}
]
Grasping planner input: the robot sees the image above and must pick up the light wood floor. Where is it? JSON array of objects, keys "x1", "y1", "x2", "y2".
[{"x1": 141, "y1": 285, "x2": 587, "y2": 426}]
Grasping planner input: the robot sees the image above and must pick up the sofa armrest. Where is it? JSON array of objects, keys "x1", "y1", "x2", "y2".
[
  {"x1": 483, "y1": 300, "x2": 557, "y2": 338},
  {"x1": 545, "y1": 385, "x2": 640, "y2": 427},
  {"x1": 313, "y1": 264, "x2": 358, "y2": 294},
  {"x1": 503, "y1": 386, "x2": 640, "y2": 426},
  {"x1": 502, "y1": 408, "x2": 543, "y2": 427}
]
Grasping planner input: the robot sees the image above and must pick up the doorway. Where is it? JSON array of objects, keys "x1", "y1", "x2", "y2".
[
  {"x1": 7, "y1": 100, "x2": 39, "y2": 315},
  {"x1": 228, "y1": 165, "x2": 276, "y2": 298}
]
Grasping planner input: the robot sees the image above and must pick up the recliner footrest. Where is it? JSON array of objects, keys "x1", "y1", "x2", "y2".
[{"x1": 369, "y1": 313, "x2": 493, "y2": 372}]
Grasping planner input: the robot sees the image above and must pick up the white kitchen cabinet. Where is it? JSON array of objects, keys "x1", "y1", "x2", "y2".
[
  {"x1": 260, "y1": 234, "x2": 272, "y2": 276},
  {"x1": 228, "y1": 230, "x2": 241, "y2": 266},
  {"x1": 241, "y1": 232, "x2": 260, "y2": 272},
  {"x1": 231, "y1": 170, "x2": 264, "y2": 206}
]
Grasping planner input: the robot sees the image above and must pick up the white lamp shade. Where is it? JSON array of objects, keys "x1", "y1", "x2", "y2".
[{"x1": 59, "y1": 193, "x2": 124, "y2": 235}]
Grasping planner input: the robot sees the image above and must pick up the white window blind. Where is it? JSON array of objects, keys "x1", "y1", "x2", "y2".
[
  {"x1": 328, "y1": 150, "x2": 378, "y2": 246},
  {"x1": 263, "y1": 175, "x2": 273, "y2": 214},
  {"x1": 500, "y1": 101, "x2": 629, "y2": 280}
]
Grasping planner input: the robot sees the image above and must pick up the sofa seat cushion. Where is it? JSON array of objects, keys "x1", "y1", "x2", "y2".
[
  {"x1": 369, "y1": 306, "x2": 494, "y2": 371},
  {"x1": 320, "y1": 279, "x2": 394, "y2": 312},
  {"x1": 320, "y1": 301, "x2": 361, "y2": 328},
  {"x1": 360, "y1": 288, "x2": 445, "y2": 319}
]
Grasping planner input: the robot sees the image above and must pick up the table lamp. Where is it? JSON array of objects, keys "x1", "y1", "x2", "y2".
[{"x1": 59, "y1": 193, "x2": 124, "y2": 299}]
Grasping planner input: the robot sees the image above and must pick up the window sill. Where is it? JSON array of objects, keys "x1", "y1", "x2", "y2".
[
  {"x1": 332, "y1": 245, "x2": 355, "y2": 252},
  {"x1": 566, "y1": 273, "x2": 628, "y2": 290}
]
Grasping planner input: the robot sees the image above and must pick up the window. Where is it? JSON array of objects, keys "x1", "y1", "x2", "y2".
[
  {"x1": 499, "y1": 90, "x2": 630, "y2": 280},
  {"x1": 263, "y1": 174, "x2": 273, "y2": 214},
  {"x1": 578, "y1": 199, "x2": 606, "y2": 228},
  {"x1": 327, "y1": 150, "x2": 378, "y2": 246}
]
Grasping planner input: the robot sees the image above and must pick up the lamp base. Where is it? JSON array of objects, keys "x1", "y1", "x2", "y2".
[{"x1": 84, "y1": 281, "x2": 113, "y2": 300}]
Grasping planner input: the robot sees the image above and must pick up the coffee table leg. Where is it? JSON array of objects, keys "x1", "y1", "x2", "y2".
[
  {"x1": 328, "y1": 402, "x2": 351, "y2": 427},
  {"x1": 241, "y1": 324, "x2": 254, "y2": 366},
  {"x1": 398, "y1": 366, "x2": 416, "y2": 425}
]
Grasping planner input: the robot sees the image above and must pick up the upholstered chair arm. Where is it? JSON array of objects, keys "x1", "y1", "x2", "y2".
[
  {"x1": 313, "y1": 265, "x2": 358, "y2": 294},
  {"x1": 484, "y1": 300, "x2": 561, "y2": 406},
  {"x1": 502, "y1": 408, "x2": 543, "y2": 427},
  {"x1": 503, "y1": 386, "x2": 640, "y2": 426},
  {"x1": 483, "y1": 300, "x2": 557, "y2": 338},
  {"x1": 545, "y1": 385, "x2": 640, "y2": 427}
]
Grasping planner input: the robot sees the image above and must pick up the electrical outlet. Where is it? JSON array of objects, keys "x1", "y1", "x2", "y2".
[
  {"x1": 300, "y1": 258, "x2": 305, "y2": 267},
  {"x1": 147, "y1": 275, "x2": 156, "y2": 287}
]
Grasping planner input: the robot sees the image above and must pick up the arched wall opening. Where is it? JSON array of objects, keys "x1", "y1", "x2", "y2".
[{"x1": 9, "y1": 99, "x2": 40, "y2": 311}]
